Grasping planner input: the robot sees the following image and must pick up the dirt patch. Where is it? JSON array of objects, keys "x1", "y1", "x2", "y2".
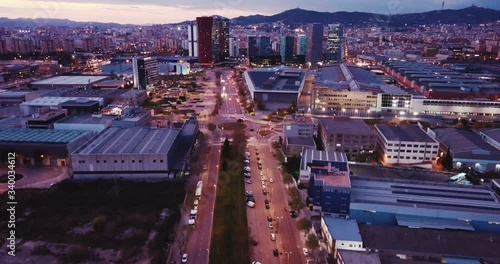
[{"x1": 0, "y1": 173, "x2": 24, "y2": 183}]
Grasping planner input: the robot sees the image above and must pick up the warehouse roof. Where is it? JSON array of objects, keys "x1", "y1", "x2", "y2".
[
  {"x1": 350, "y1": 179, "x2": 500, "y2": 218},
  {"x1": 0, "y1": 128, "x2": 90, "y2": 143},
  {"x1": 376, "y1": 124, "x2": 436, "y2": 143},
  {"x1": 74, "y1": 127, "x2": 180, "y2": 154},
  {"x1": 323, "y1": 217, "x2": 362, "y2": 242},
  {"x1": 31, "y1": 75, "x2": 109, "y2": 85},
  {"x1": 433, "y1": 128, "x2": 500, "y2": 160},
  {"x1": 319, "y1": 117, "x2": 373, "y2": 136}
]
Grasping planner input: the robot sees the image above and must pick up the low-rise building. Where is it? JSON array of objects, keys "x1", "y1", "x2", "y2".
[
  {"x1": 318, "y1": 117, "x2": 376, "y2": 160},
  {"x1": 20, "y1": 96, "x2": 104, "y2": 116},
  {"x1": 71, "y1": 116, "x2": 198, "y2": 180},
  {"x1": 54, "y1": 114, "x2": 117, "y2": 132},
  {"x1": 0, "y1": 128, "x2": 92, "y2": 166},
  {"x1": 375, "y1": 124, "x2": 439, "y2": 166},
  {"x1": 307, "y1": 151, "x2": 350, "y2": 216},
  {"x1": 411, "y1": 97, "x2": 500, "y2": 117},
  {"x1": 429, "y1": 127, "x2": 500, "y2": 172},
  {"x1": 300, "y1": 147, "x2": 344, "y2": 184},
  {"x1": 321, "y1": 217, "x2": 364, "y2": 258},
  {"x1": 244, "y1": 67, "x2": 306, "y2": 108},
  {"x1": 283, "y1": 115, "x2": 315, "y2": 156},
  {"x1": 30, "y1": 75, "x2": 110, "y2": 90}
]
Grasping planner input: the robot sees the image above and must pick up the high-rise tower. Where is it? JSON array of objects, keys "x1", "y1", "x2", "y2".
[
  {"x1": 306, "y1": 23, "x2": 323, "y2": 66},
  {"x1": 326, "y1": 24, "x2": 343, "y2": 63},
  {"x1": 187, "y1": 23, "x2": 198, "y2": 57},
  {"x1": 196, "y1": 16, "x2": 214, "y2": 64}
]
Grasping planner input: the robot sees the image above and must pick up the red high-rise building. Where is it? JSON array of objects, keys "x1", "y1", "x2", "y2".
[{"x1": 196, "y1": 16, "x2": 214, "y2": 64}]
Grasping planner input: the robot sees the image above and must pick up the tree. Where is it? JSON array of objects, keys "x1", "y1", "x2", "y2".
[
  {"x1": 288, "y1": 188, "x2": 305, "y2": 212},
  {"x1": 296, "y1": 217, "x2": 312, "y2": 235},
  {"x1": 305, "y1": 233, "x2": 320, "y2": 251},
  {"x1": 222, "y1": 138, "x2": 231, "y2": 156},
  {"x1": 207, "y1": 123, "x2": 217, "y2": 132},
  {"x1": 442, "y1": 147, "x2": 453, "y2": 171}
]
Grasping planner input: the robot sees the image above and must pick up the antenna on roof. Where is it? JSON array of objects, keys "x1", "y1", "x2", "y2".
[{"x1": 442, "y1": 0, "x2": 445, "y2": 11}]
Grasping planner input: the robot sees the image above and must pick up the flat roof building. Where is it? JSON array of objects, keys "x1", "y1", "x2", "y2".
[
  {"x1": 244, "y1": 67, "x2": 306, "y2": 108},
  {"x1": 31, "y1": 75, "x2": 110, "y2": 90},
  {"x1": 321, "y1": 217, "x2": 363, "y2": 257},
  {"x1": 54, "y1": 114, "x2": 117, "y2": 132},
  {"x1": 20, "y1": 96, "x2": 104, "y2": 116},
  {"x1": 318, "y1": 117, "x2": 376, "y2": 160},
  {"x1": 306, "y1": 149, "x2": 351, "y2": 216},
  {"x1": 375, "y1": 124, "x2": 439, "y2": 166}
]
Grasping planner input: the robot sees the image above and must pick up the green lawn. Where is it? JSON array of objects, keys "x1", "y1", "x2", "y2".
[{"x1": 210, "y1": 129, "x2": 250, "y2": 264}]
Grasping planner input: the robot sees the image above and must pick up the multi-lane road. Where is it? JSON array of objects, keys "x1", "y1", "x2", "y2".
[
  {"x1": 220, "y1": 68, "x2": 306, "y2": 264},
  {"x1": 172, "y1": 68, "x2": 306, "y2": 264}
]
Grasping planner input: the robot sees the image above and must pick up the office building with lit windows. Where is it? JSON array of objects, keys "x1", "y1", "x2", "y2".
[
  {"x1": 187, "y1": 23, "x2": 198, "y2": 57},
  {"x1": 375, "y1": 124, "x2": 439, "y2": 166},
  {"x1": 296, "y1": 34, "x2": 307, "y2": 56},
  {"x1": 307, "y1": 150, "x2": 351, "y2": 216},
  {"x1": 280, "y1": 36, "x2": 295, "y2": 63},
  {"x1": 212, "y1": 17, "x2": 230, "y2": 63},
  {"x1": 306, "y1": 23, "x2": 323, "y2": 66},
  {"x1": 326, "y1": 24, "x2": 343, "y2": 63},
  {"x1": 196, "y1": 16, "x2": 214, "y2": 64},
  {"x1": 318, "y1": 117, "x2": 376, "y2": 160},
  {"x1": 132, "y1": 57, "x2": 159, "y2": 89}
]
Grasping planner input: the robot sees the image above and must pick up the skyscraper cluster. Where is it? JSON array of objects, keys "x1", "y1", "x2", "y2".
[{"x1": 192, "y1": 16, "x2": 230, "y2": 64}]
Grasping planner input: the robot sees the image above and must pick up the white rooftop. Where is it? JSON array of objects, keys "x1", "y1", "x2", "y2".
[
  {"x1": 31, "y1": 75, "x2": 109, "y2": 85},
  {"x1": 21, "y1": 96, "x2": 104, "y2": 107}
]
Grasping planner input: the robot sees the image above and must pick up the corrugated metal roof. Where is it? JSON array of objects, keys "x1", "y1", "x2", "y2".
[{"x1": 0, "y1": 128, "x2": 89, "y2": 143}]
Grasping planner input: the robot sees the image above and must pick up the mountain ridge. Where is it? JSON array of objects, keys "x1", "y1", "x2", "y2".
[
  {"x1": 0, "y1": 6, "x2": 499, "y2": 27},
  {"x1": 232, "y1": 5, "x2": 500, "y2": 26}
]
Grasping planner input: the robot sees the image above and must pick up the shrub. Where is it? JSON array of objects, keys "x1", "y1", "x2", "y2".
[{"x1": 92, "y1": 215, "x2": 107, "y2": 232}]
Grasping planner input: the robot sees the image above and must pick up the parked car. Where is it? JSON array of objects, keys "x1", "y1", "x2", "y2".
[
  {"x1": 290, "y1": 211, "x2": 298, "y2": 218},
  {"x1": 245, "y1": 179, "x2": 252, "y2": 184},
  {"x1": 188, "y1": 215, "x2": 196, "y2": 226},
  {"x1": 182, "y1": 253, "x2": 188, "y2": 263},
  {"x1": 246, "y1": 201, "x2": 255, "y2": 208},
  {"x1": 273, "y1": 249, "x2": 279, "y2": 256},
  {"x1": 267, "y1": 216, "x2": 273, "y2": 222},
  {"x1": 268, "y1": 222, "x2": 273, "y2": 228},
  {"x1": 269, "y1": 178, "x2": 274, "y2": 183},
  {"x1": 303, "y1": 248, "x2": 309, "y2": 256}
]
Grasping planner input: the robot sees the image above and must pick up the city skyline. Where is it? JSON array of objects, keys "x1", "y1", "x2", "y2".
[{"x1": 0, "y1": 0, "x2": 500, "y2": 25}]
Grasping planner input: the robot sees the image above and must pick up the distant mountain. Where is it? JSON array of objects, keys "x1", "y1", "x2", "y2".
[
  {"x1": 0, "y1": 17, "x2": 131, "y2": 27},
  {"x1": 232, "y1": 5, "x2": 500, "y2": 26}
]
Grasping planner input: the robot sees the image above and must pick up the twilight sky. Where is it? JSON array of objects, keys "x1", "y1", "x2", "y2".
[{"x1": 0, "y1": 0, "x2": 499, "y2": 25}]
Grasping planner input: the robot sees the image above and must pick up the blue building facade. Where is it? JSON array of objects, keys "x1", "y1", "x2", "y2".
[{"x1": 308, "y1": 160, "x2": 351, "y2": 216}]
